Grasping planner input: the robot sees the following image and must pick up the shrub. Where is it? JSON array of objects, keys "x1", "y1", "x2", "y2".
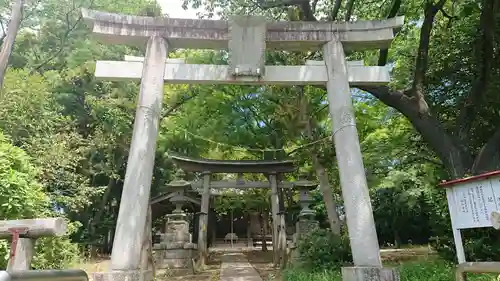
[
  {"x1": 31, "y1": 220, "x2": 82, "y2": 269},
  {"x1": 296, "y1": 228, "x2": 352, "y2": 270},
  {"x1": 284, "y1": 268, "x2": 341, "y2": 281},
  {"x1": 0, "y1": 133, "x2": 82, "y2": 269},
  {"x1": 284, "y1": 257, "x2": 498, "y2": 281}
]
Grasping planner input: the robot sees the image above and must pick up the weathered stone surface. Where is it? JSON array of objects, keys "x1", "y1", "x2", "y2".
[
  {"x1": 0, "y1": 218, "x2": 67, "y2": 238},
  {"x1": 228, "y1": 15, "x2": 266, "y2": 77},
  {"x1": 82, "y1": 9, "x2": 404, "y2": 51},
  {"x1": 323, "y1": 38, "x2": 381, "y2": 267},
  {"x1": 155, "y1": 248, "x2": 193, "y2": 260},
  {"x1": 249, "y1": 212, "x2": 261, "y2": 236},
  {"x1": 92, "y1": 271, "x2": 153, "y2": 281},
  {"x1": 220, "y1": 253, "x2": 262, "y2": 281},
  {"x1": 6, "y1": 238, "x2": 34, "y2": 271},
  {"x1": 95, "y1": 61, "x2": 391, "y2": 86},
  {"x1": 2, "y1": 218, "x2": 68, "y2": 271},
  {"x1": 341, "y1": 267, "x2": 400, "y2": 281},
  {"x1": 153, "y1": 248, "x2": 195, "y2": 270},
  {"x1": 164, "y1": 219, "x2": 190, "y2": 244},
  {"x1": 109, "y1": 35, "x2": 168, "y2": 271},
  {"x1": 295, "y1": 219, "x2": 319, "y2": 241},
  {"x1": 156, "y1": 258, "x2": 193, "y2": 269}
]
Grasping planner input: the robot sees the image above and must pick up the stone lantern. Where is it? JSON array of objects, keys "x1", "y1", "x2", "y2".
[
  {"x1": 290, "y1": 171, "x2": 319, "y2": 263},
  {"x1": 294, "y1": 171, "x2": 317, "y2": 220},
  {"x1": 153, "y1": 168, "x2": 197, "y2": 273},
  {"x1": 167, "y1": 169, "x2": 190, "y2": 221}
]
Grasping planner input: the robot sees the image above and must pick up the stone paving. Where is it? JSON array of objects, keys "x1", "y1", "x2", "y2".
[{"x1": 220, "y1": 253, "x2": 263, "y2": 281}]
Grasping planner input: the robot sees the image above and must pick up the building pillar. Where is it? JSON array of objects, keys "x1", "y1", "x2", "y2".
[
  {"x1": 198, "y1": 172, "x2": 211, "y2": 267},
  {"x1": 323, "y1": 37, "x2": 398, "y2": 281},
  {"x1": 107, "y1": 35, "x2": 168, "y2": 279},
  {"x1": 269, "y1": 173, "x2": 280, "y2": 267}
]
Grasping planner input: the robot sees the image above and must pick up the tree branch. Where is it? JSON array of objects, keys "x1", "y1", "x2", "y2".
[
  {"x1": 472, "y1": 125, "x2": 500, "y2": 174},
  {"x1": 455, "y1": 0, "x2": 496, "y2": 144},
  {"x1": 311, "y1": 0, "x2": 320, "y2": 14},
  {"x1": 258, "y1": 0, "x2": 316, "y2": 21},
  {"x1": 329, "y1": 0, "x2": 343, "y2": 21},
  {"x1": 0, "y1": 0, "x2": 24, "y2": 92},
  {"x1": 344, "y1": 0, "x2": 356, "y2": 21},
  {"x1": 163, "y1": 91, "x2": 200, "y2": 117},
  {"x1": 377, "y1": 0, "x2": 402, "y2": 66},
  {"x1": 30, "y1": 0, "x2": 95, "y2": 74},
  {"x1": 410, "y1": 0, "x2": 446, "y2": 112},
  {"x1": 358, "y1": 85, "x2": 472, "y2": 178},
  {"x1": 258, "y1": 0, "x2": 304, "y2": 8}
]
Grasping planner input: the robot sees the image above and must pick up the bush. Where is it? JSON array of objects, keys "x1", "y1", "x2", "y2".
[
  {"x1": 0, "y1": 132, "x2": 49, "y2": 219},
  {"x1": 0, "y1": 133, "x2": 82, "y2": 269},
  {"x1": 284, "y1": 268, "x2": 340, "y2": 281},
  {"x1": 31, "y1": 221, "x2": 82, "y2": 269},
  {"x1": 284, "y1": 258, "x2": 497, "y2": 281},
  {"x1": 296, "y1": 228, "x2": 352, "y2": 270}
]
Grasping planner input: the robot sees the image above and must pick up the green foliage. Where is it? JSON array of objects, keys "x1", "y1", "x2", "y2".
[
  {"x1": 284, "y1": 258, "x2": 498, "y2": 281},
  {"x1": 0, "y1": 132, "x2": 80, "y2": 269},
  {"x1": 31, "y1": 221, "x2": 81, "y2": 269},
  {"x1": 283, "y1": 268, "x2": 341, "y2": 281},
  {"x1": 296, "y1": 228, "x2": 352, "y2": 271},
  {"x1": 0, "y1": 132, "x2": 48, "y2": 219}
]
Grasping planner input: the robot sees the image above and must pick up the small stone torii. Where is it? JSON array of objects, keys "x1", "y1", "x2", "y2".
[
  {"x1": 82, "y1": 9, "x2": 404, "y2": 281},
  {"x1": 169, "y1": 154, "x2": 296, "y2": 268}
]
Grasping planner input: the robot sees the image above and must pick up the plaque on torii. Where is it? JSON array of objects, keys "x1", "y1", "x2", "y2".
[{"x1": 228, "y1": 16, "x2": 266, "y2": 78}]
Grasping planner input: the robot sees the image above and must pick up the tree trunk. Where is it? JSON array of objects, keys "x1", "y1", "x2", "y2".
[
  {"x1": 89, "y1": 178, "x2": 115, "y2": 255},
  {"x1": 301, "y1": 94, "x2": 342, "y2": 235},
  {"x1": 393, "y1": 229, "x2": 401, "y2": 249},
  {"x1": 0, "y1": 0, "x2": 24, "y2": 92},
  {"x1": 312, "y1": 158, "x2": 342, "y2": 235}
]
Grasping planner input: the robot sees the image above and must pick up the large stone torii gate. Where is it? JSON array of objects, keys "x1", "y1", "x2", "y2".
[{"x1": 82, "y1": 9, "x2": 404, "y2": 281}]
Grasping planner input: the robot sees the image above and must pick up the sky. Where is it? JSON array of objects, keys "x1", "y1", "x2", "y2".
[{"x1": 157, "y1": 0, "x2": 204, "y2": 19}]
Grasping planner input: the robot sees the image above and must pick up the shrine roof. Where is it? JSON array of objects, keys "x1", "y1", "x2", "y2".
[
  {"x1": 169, "y1": 154, "x2": 296, "y2": 173},
  {"x1": 439, "y1": 170, "x2": 500, "y2": 187}
]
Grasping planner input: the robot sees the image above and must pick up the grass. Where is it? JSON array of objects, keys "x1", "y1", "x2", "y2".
[{"x1": 283, "y1": 257, "x2": 499, "y2": 281}]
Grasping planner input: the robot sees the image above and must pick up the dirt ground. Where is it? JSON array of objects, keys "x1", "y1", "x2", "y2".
[
  {"x1": 75, "y1": 246, "x2": 433, "y2": 281},
  {"x1": 74, "y1": 251, "x2": 223, "y2": 281}
]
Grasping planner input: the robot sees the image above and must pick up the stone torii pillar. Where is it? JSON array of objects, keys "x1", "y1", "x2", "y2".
[
  {"x1": 0, "y1": 218, "x2": 68, "y2": 271},
  {"x1": 106, "y1": 34, "x2": 167, "y2": 279},
  {"x1": 323, "y1": 38, "x2": 397, "y2": 281}
]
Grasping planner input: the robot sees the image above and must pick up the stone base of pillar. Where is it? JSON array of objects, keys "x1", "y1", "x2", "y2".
[
  {"x1": 92, "y1": 270, "x2": 153, "y2": 281},
  {"x1": 341, "y1": 267, "x2": 400, "y2": 281},
  {"x1": 288, "y1": 245, "x2": 300, "y2": 265},
  {"x1": 153, "y1": 243, "x2": 196, "y2": 273}
]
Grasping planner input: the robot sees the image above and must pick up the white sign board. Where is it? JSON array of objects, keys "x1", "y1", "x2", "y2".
[{"x1": 442, "y1": 171, "x2": 500, "y2": 264}]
